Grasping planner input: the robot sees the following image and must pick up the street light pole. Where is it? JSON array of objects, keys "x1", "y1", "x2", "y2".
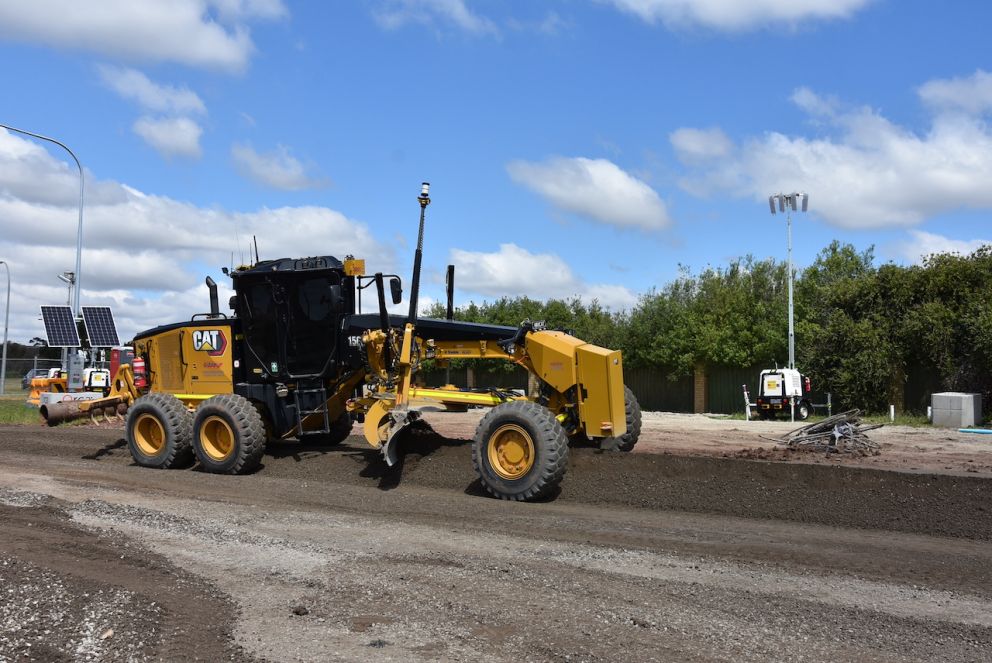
[
  {"x1": 0, "y1": 261, "x2": 8, "y2": 395},
  {"x1": 768, "y1": 192, "x2": 809, "y2": 370},
  {"x1": 0, "y1": 124, "x2": 84, "y2": 318}
]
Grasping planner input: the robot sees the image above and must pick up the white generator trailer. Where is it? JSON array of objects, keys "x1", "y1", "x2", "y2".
[{"x1": 753, "y1": 368, "x2": 813, "y2": 420}]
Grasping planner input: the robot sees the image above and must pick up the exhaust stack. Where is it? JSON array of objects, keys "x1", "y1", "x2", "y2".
[{"x1": 206, "y1": 276, "x2": 220, "y2": 318}]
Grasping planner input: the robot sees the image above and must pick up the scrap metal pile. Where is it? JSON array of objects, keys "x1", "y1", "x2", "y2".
[{"x1": 762, "y1": 410, "x2": 882, "y2": 456}]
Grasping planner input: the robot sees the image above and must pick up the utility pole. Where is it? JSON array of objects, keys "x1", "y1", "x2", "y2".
[
  {"x1": 0, "y1": 261, "x2": 9, "y2": 395},
  {"x1": 0, "y1": 124, "x2": 84, "y2": 322}
]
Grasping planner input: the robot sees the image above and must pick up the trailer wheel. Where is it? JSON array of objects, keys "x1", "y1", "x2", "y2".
[
  {"x1": 300, "y1": 411, "x2": 353, "y2": 446},
  {"x1": 797, "y1": 400, "x2": 812, "y2": 421},
  {"x1": 125, "y1": 393, "x2": 194, "y2": 469},
  {"x1": 193, "y1": 394, "x2": 267, "y2": 474},
  {"x1": 601, "y1": 385, "x2": 642, "y2": 452},
  {"x1": 472, "y1": 401, "x2": 568, "y2": 501}
]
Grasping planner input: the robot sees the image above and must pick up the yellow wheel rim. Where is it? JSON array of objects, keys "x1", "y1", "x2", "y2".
[
  {"x1": 487, "y1": 423, "x2": 535, "y2": 480},
  {"x1": 134, "y1": 413, "x2": 166, "y2": 456},
  {"x1": 200, "y1": 415, "x2": 235, "y2": 462}
]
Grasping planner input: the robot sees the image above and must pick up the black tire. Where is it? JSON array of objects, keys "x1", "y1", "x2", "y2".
[
  {"x1": 192, "y1": 394, "x2": 267, "y2": 474},
  {"x1": 602, "y1": 385, "x2": 642, "y2": 452},
  {"x1": 472, "y1": 400, "x2": 568, "y2": 502},
  {"x1": 252, "y1": 401, "x2": 276, "y2": 442},
  {"x1": 125, "y1": 392, "x2": 194, "y2": 469},
  {"x1": 299, "y1": 411, "x2": 353, "y2": 446},
  {"x1": 797, "y1": 400, "x2": 812, "y2": 421}
]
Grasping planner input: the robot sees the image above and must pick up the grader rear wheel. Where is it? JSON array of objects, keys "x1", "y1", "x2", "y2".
[
  {"x1": 193, "y1": 394, "x2": 267, "y2": 474},
  {"x1": 125, "y1": 392, "x2": 194, "y2": 469},
  {"x1": 472, "y1": 401, "x2": 568, "y2": 501}
]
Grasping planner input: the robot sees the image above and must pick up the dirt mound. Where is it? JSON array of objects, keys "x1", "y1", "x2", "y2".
[
  {"x1": 4, "y1": 424, "x2": 991, "y2": 541},
  {"x1": 261, "y1": 428, "x2": 992, "y2": 541}
]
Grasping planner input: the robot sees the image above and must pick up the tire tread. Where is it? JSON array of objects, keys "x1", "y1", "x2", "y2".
[
  {"x1": 125, "y1": 392, "x2": 194, "y2": 469},
  {"x1": 471, "y1": 400, "x2": 568, "y2": 502},
  {"x1": 193, "y1": 394, "x2": 267, "y2": 474}
]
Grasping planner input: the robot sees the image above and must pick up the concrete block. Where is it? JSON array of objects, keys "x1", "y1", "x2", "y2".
[
  {"x1": 931, "y1": 392, "x2": 982, "y2": 428},
  {"x1": 932, "y1": 393, "x2": 953, "y2": 410}
]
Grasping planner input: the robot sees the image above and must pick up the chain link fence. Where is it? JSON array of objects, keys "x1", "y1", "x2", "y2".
[{"x1": 1, "y1": 357, "x2": 64, "y2": 394}]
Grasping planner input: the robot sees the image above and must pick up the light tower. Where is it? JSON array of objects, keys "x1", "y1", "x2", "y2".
[{"x1": 768, "y1": 192, "x2": 809, "y2": 369}]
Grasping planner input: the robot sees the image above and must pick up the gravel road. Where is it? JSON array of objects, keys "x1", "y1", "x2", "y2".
[{"x1": 1, "y1": 416, "x2": 990, "y2": 662}]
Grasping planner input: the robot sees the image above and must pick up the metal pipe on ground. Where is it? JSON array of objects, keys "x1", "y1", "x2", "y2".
[
  {"x1": 41, "y1": 399, "x2": 126, "y2": 426},
  {"x1": 40, "y1": 401, "x2": 86, "y2": 426}
]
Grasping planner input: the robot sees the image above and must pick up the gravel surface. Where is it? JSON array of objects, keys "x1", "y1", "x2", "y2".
[
  {"x1": 0, "y1": 499, "x2": 252, "y2": 662},
  {"x1": 1, "y1": 418, "x2": 991, "y2": 661}
]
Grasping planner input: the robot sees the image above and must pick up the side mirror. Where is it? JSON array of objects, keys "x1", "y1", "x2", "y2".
[
  {"x1": 329, "y1": 284, "x2": 344, "y2": 312},
  {"x1": 389, "y1": 277, "x2": 402, "y2": 305}
]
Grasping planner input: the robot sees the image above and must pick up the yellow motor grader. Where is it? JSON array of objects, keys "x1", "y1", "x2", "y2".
[{"x1": 44, "y1": 184, "x2": 641, "y2": 501}]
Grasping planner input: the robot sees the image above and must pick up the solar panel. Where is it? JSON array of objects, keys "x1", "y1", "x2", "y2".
[
  {"x1": 41, "y1": 305, "x2": 80, "y2": 347},
  {"x1": 82, "y1": 306, "x2": 121, "y2": 347}
]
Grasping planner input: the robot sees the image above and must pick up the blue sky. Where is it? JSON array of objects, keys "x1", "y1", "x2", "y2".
[{"x1": 0, "y1": 0, "x2": 989, "y2": 342}]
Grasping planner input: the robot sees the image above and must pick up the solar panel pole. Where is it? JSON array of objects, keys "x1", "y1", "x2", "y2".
[
  {"x1": 0, "y1": 124, "x2": 84, "y2": 319},
  {"x1": 57, "y1": 272, "x2": 75, "y2": 369},
  {"x1": 0, "y1": 261, "x2": 8, "y2": 395}
]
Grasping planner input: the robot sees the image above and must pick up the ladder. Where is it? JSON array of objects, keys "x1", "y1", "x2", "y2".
[{"x1": 291, "y1": 381, "x2": 330, "y2": 436}]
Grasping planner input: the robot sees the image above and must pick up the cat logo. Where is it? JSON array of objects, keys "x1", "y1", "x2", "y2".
[{"x1": 191, "y1": 329, "x2": 228, "y2": 357}]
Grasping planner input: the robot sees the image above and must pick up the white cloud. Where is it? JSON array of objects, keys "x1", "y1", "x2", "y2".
[
  {"x1": 506, "y1": 11, "x2": 570, "y2": 35},
  {"x1": 918, "y1": 69, "x2": 992, "y2": 116},
  {"x1": 98, "y1": 65, "x2": 206, "y2": 115},
  {"x1": 507, "y1": 156, "x2": 671, "y2": 231},
  {"x1": 449, "y1": 243, "x2": 637, "y2": 310},
  {"x1": 672, "y1": 74, "x2": 992, "y2": 229},
  {"x1": 603, "y1": 0, "x2": 872, "y2": 31},
  {"x1": 0, "y1": 0, "x2": 287, "y2": 72},
  {"x1": 0, "y1": 131, "x2": 126, "y2": 208},
  {"x1": 789, "y1": 87, "x2": 841, "y2": 118},
  {"x1": 133, "y1": 117, "x2": 204, "y2": 159},
  {"x1": 231, "y1": 143, "x2": 330, "y2": 191},
  {"x1": 669, "y1": 128, "x2": 732, "y2": 165},
  {"x1": 210, "y1": 0, "x2": 287, "y2": 21},
  {"x1": 893, "y1": 230, "x2": 991, "y2": 264},
  {"x1": 0, "y1": 127, "x2": 391, "y2": 343},
  {"x1": 374, "y1": 0, "x2": 498, "y2": 35}
]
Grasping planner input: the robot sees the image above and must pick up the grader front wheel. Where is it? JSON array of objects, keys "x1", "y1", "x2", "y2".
[
  {"x1": 472, "y1": 401, "x2": 568, "y2": 501},
  {"x1": 602, "y1": 385, "x2": 642, "y2": 452}
]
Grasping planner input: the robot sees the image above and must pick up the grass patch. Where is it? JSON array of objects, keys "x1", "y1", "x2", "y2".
[
  {"x1": 0, "y1": 395, "x2": 42, "y2": 425},
  {"x1": 860, "y1": 413, "x2": 932, "y2": 427}
]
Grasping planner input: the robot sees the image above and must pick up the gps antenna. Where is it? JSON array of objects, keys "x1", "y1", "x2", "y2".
[{"x1": 407, "y1": 182, "x2": 430, "y2": 324}]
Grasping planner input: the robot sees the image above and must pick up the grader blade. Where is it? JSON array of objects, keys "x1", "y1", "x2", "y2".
[
  {"x1": 381, "y1": 408, "x2": 422, "y2": 466},
  {"x1": 599, "y1": 436, "x2": 621, "y2": 451}
]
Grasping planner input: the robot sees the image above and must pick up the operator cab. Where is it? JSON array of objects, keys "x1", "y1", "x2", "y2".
[{"x1": 230, "y1": 256, "x2": 354, "y2": 380}]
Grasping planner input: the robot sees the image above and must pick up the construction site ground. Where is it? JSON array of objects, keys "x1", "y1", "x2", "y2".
[{"x1": 1, "y1": 409, "x2": 990, "y2": 662}]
